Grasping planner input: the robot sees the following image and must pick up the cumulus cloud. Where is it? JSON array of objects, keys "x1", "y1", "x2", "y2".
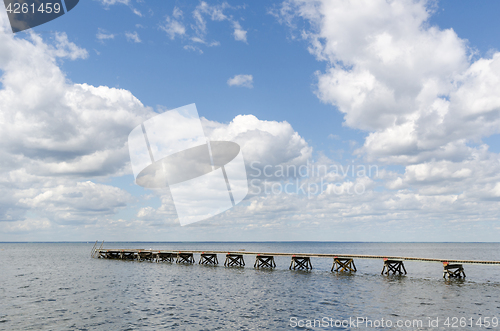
[
  {"x1": 202, "y1": 114, "x2": 312, "y2": 170},
  {"x1": 232, "y1": 21, "x2": 247, "y2": 43},
  {"x1": 281, "y1": 0, "x2": 500, "y2": 166},
  {"x1": 278, "y1": 1, "x2": 500, "y2": 173},
  {"x1": 4, "y1": 0, "x2": 500, "y2": 240},
  {"x1": 227, "y1": 74, "x2": 253, "y2": 88},
  {"x1": 19, "y1": 181, "x2": 132, "y2": 224},
  {"x1": 0, "y1": 12, "x2": 315, "y2": 235},
  {"x1": 256, "y1": 0, "x2": 500, "y2": 237},
  {"x1": 0, "y1": 13, "x2": 154, "y2": 227}
]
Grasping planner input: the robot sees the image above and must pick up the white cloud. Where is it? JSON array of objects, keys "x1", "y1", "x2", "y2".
[
  {"x1": 191, "y1": 2, "x2": 230, "y2": 43},
  {"x1": 99, "y1": 0, "x2": 129, "y2": 5},
  {"x1": 0, "y1": 12, "x2": 316, "y2": 235},
  {"x1": 96, "y1": 28, "x2": 115, "y2": 42},
  {"x1": 160, "y1": 14, "x2": 186, "y2": 40},
  {"x1": 254, "y1": 0, "x2": 500, "y2": 238},
  {"x1": 233, "y1": 21, "x2": 247, "y2": 43},
  {"x1": 19, "y1": 181, "x2": 132, "y2": 224},
  {"x1": 183, "y1": 45, "x2": 203, "y2": 54},
  {"x1": 161, "y1": 2, "x2": 248, "y2": 51},
  {"x1": 201, "y1": 114, "x2": 312, "y2": 170},
  {"x1": 132, "y1": 8, "x2": 142, "y2": 17},
  {"x1": 51, "y1": 32, "x2": 89, "y2": 60},
  {"x1": 97, "y1": 0, "x2": 142, "y2": 16},
  {"x1": 227, "y1": 74, "x2": 253, "y2": 88},
  {"x1": 125, "y1": 31, "x2": 141, "y2": 43},
  {"x1": 173, "y1": 7, "x2": 183, "y2": 19},
  {"x1": 0, "y1": 14, "x2": 154, "y2": 226},
  {"x1": 3, "y1": 1, "x2": 500, "y2": 240},
  {"x1": 281, "y1": 0, "x2": 500, "y2": 167},
  {"x1": 278, "y1": 1, "x2": 500, "y2": 174}
]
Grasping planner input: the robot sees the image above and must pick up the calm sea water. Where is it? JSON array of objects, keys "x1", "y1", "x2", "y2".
[{"x1": 2, "y1": 242, "x2": 500, "y2": 330}]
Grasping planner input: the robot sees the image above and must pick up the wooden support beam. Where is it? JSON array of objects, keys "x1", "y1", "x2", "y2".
[
  {"x1": 289, "y1": 256, "x2": 312, "y2": 270},
  {"x1": 224, "y1": 253, "x2": 245, "y2": 267},
  {"x1": 254, "y1": 255, "x2": 276, "y2": 269},
  {"x1": 105, "y1": 250, "x2": 120, "y2": 259},
  {"x1": 176, "y1": 252, "x2": 195, "y2": 264},
  {"x1": 331, "y1": 257, "x2": 357, "y2": 272},
  {"x1": 137, "y1": 251, "x2": 154, "y2": 262},
  {"x1": 443, "y1": 262, "x2": 466, "y2": 279},
  {"x1": 199, "y1": 253, "x2": 219, "y2": 265},
  {"x1": 156, "y1": 252, "x2": 176, "y2": 263},
  {"x1": 119, "y1": 250, "x2": 135, "y2": 260},
  {"x1": 381, "y1": 259, "x2": 407, "y2": 275}
]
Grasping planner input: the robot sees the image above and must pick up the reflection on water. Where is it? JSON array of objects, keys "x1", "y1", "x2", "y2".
[{"x1": 2, "y1": 242, "x2": 500, "y2": 330}]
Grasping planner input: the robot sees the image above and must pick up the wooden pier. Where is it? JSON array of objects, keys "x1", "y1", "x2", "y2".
[{"x1": 90, "y1": 242, "x2": 500, "y2": 279}]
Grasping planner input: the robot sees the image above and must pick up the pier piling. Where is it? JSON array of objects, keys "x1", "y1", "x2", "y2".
[
  {"x1": 176, "y1": 252, "x2": 195, "y2": 264},
  {"x1": 254, "y1": 255, "x2": 276, "y2": 269},
  {"x1": 332, "y1": 257, "x2": 357, "y2": 272},
  {"x1": 105, "y1": 250, "x2": 120, "y2": 259},
  {"x1": 156, "y1": 252, "x2": 175, "y2": 263},
  {"x1": 381, "y1": 259, "x2": 407, "y2": 275},
  {"x1": 224, "y1": 253, "x2": 245, "y2": 267},
  {"x1": 289, "y1": 256, "x2": 313, "y2": 270},
  {"x1": 120, "y1": 250, "x2": 135, "y2": 260},
  {"x1": 199, "y1": 253, "x2": 219, "y2": 265},
  {"x1": 137, "y1": 251, "x2": 154, "y2": 262},
  {"x1": 443, "y1": 262, "x2": 466, "y2": 279}
]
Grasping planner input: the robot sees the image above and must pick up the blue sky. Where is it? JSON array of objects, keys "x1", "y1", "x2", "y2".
[
  {"x1": 2, "y1": 0, "x2": 500, "y2": 242},
  {"x1": 51, "y1": 1, "x2": 358, "y2": 149}
]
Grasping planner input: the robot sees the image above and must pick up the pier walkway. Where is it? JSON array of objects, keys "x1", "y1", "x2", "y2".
[{"x1": 91, "y1": 242, "x2": 500, "y2": 279}]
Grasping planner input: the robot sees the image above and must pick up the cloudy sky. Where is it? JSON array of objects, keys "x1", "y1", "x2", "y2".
[{"x1": 1, "y1": 0, "x2": 500, "y2": 242}]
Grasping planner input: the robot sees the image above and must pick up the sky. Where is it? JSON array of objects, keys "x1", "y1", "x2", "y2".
[{"x1": 1, "y1": 0, "x2": 500, "y2": 242}]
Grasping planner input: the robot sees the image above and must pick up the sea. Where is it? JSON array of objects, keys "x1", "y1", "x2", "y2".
[{"x1": 1, "y1": 242, "x2": 500, "y2": 330}]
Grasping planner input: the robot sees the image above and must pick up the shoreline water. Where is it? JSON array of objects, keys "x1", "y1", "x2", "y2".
[{"x1": 2, "y1": 242, "x2": 500, "y2": 330}]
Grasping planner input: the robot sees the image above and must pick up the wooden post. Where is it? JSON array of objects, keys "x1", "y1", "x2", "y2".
[
  {"x1": 289, "y1": 256, "x2": 312, "y2": 270},
  {"x1": 224, "y1": 253, "x2": 245, "y2": 267},
  {"x1": 254, "y1": 254, "x2": 276, "y2": 268},
  {"x1": 199, "y1": 253, "x2": 219, "y2": 265},
  {"x1": 331, "y1": 257, "x2": 356, "y2": 272},
  {"x1": 176, "y1": 252, "x2": 195, "y2": 264},
  {"x1": 443, "y1": 262, "x2": 466, "y2": 279},
  {"x1": 381, "y1": 258, "x2": 407, "y2": 275}
]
